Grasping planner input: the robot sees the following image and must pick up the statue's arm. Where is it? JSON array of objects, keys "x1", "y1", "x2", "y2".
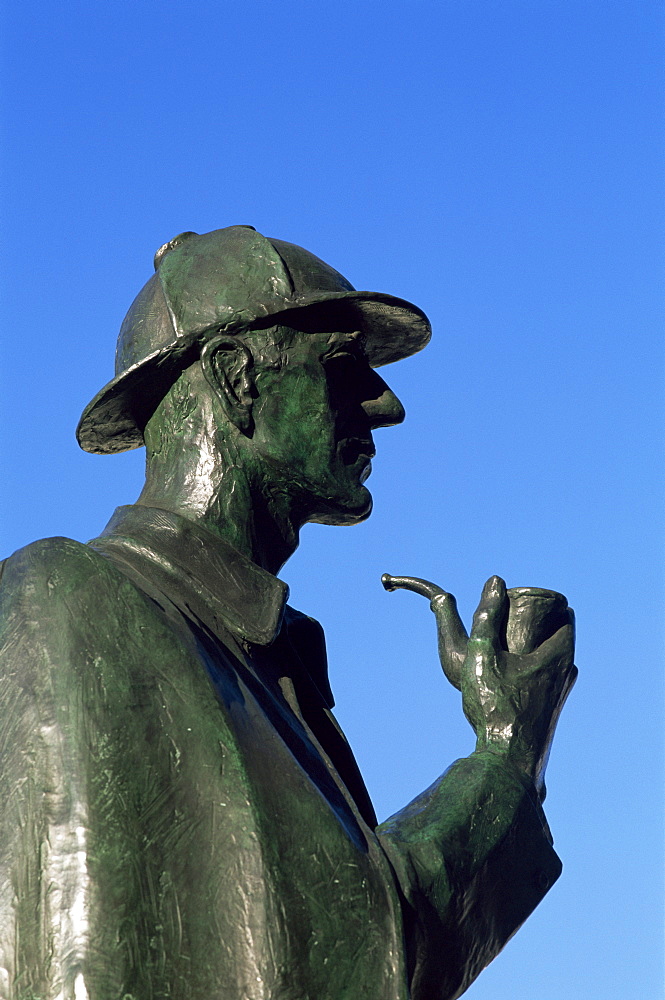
[
  {"x1": 377, "y1": 575, "x2": 576, "y2": 1000},
  {"x1": 377, "y1": 750, "x2": 560, "y2": 999}
]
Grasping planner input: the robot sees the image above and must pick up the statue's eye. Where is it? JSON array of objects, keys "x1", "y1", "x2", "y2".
[
  {"x1": 325, "y1": 348, "x2": 366, "y2": 370},
  {"x1": 323, "y1": 351, "x2": 370, "y2": 411},
  {"x1": 324, "y1": 351, "x2": 362, "y2": 387},
  {"x1": 326, "y1": 350, "x2": 358, "y2": 367}
]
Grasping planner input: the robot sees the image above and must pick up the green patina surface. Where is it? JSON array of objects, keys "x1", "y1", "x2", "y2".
[{"x1": 0, "y1": 227, "x2": 575, "y2": 999}]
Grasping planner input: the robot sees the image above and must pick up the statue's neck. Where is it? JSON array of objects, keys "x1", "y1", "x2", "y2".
[{"x1": 135, "y1": 460, "x2": 300, "y2": 576}]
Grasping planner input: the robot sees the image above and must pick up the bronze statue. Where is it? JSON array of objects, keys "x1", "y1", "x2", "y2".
[{"x1": 0, "y1": 226, "x2": 576, "y2": 1000}]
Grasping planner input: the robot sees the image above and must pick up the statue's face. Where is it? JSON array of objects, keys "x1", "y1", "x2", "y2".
[{"x1": 251, "y1": 327, "x2": 405, "y2": 526}]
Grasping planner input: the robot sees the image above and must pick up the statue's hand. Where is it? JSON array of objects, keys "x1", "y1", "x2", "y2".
[
  {"x1": 382, "y1": 573, "x2": 577, "y2": 793},
  {"x1": 443, "y1": 575, "x2": 576, "y2": 792}
]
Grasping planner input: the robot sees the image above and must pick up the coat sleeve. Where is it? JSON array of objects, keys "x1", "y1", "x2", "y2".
[{"x1": 377, "y1": 750, "x2": 562, "y2": 1000}]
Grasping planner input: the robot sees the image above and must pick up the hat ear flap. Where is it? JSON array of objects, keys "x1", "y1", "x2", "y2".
[{"x1": 200, "y1": 336, "x2": 256, "y2": 436}]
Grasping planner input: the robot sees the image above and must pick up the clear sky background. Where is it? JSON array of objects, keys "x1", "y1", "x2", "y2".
[{"x1": 1, "y1": 3, "x2": 663, "y2": 997}]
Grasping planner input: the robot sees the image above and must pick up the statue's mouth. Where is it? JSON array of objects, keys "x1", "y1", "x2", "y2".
[{"x1": 339, "y1": 437, "x2": 375, "y2": 467}]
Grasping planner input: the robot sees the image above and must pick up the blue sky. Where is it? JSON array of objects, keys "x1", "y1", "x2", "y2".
[{"x1": 1, "y1": 3, "x2": 663, "y2": 997}]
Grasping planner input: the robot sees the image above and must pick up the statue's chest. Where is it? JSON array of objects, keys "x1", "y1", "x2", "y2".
[{"x1": 88, "y1": 602, "x2": 407, "y2": 999}]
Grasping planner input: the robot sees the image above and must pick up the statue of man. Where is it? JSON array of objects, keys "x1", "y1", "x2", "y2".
[{"x1": 0, "y1": 227, "x2": 576, "y2": 1000}]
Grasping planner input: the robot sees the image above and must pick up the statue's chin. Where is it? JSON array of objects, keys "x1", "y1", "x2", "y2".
[{"x1": 308, "y1": 489, "x2": 373, "y2": 527}]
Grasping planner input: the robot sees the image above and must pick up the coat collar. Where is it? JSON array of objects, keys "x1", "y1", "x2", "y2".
[{"x1": 89, "y1": 505, "x2": 289, "y2": 646}]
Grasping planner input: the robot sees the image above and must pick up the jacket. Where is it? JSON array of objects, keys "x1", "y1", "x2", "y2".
[{"x1": 0, "y1": 505, "x2": 561, "y2": 1000}]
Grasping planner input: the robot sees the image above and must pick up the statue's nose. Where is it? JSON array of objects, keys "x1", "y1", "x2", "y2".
[{"x1": 362, "y1": 377, "x2": 405, "y2": 428}]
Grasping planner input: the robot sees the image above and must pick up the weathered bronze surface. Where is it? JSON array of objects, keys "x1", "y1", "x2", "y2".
[{"x1": 0, "y1": 226, "x2": 576, "y2": 999}]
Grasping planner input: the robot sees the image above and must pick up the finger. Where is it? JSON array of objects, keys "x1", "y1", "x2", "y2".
[
  {"x1": 535, "y1": 620, "x2": 575, "y2": 662},
  {"x1": 566, "y1": 606, "x2": 576, "y2": 643},
  {"x1": 470, "y1": 575, "x2": 508, "y2": 646},
  {"x1": 431, "y1": 591, "x2": 468, "y2": 690},
  {"x1": 521, "y1": 622, "x2": 576, "y2": 685},
  {"x1": 534, "y1": 622, "x2": 579, "y2": 709}
]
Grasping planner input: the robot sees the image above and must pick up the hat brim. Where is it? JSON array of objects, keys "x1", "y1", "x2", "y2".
[{"x1": 76, "y1": 289, "x2": 431, "y2": 454}]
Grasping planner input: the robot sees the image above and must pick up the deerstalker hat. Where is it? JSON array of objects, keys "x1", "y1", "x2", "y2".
[{"x1": 76, "y1": 225, "x2": 431, "y2": 454}]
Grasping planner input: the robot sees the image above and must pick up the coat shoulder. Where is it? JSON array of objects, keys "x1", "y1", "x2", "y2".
[
  {"x1": 3, "y1": 534, "x2": 104, "y2": 579},
  {"x1": 2, "y1": 534, "x2": 141, "y2": 596},
  {"x1": 0, "y1": 535, "x2": 154, "y2": 643}
]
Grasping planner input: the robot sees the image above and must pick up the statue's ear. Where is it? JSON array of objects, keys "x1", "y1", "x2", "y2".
[{"x1": 200, "y1": 335, "x2": 256, "y2": 434}]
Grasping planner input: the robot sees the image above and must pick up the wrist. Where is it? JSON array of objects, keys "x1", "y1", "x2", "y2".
[{"x1": 474, "y1": 730, "x2": 545, "y2": 792}]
